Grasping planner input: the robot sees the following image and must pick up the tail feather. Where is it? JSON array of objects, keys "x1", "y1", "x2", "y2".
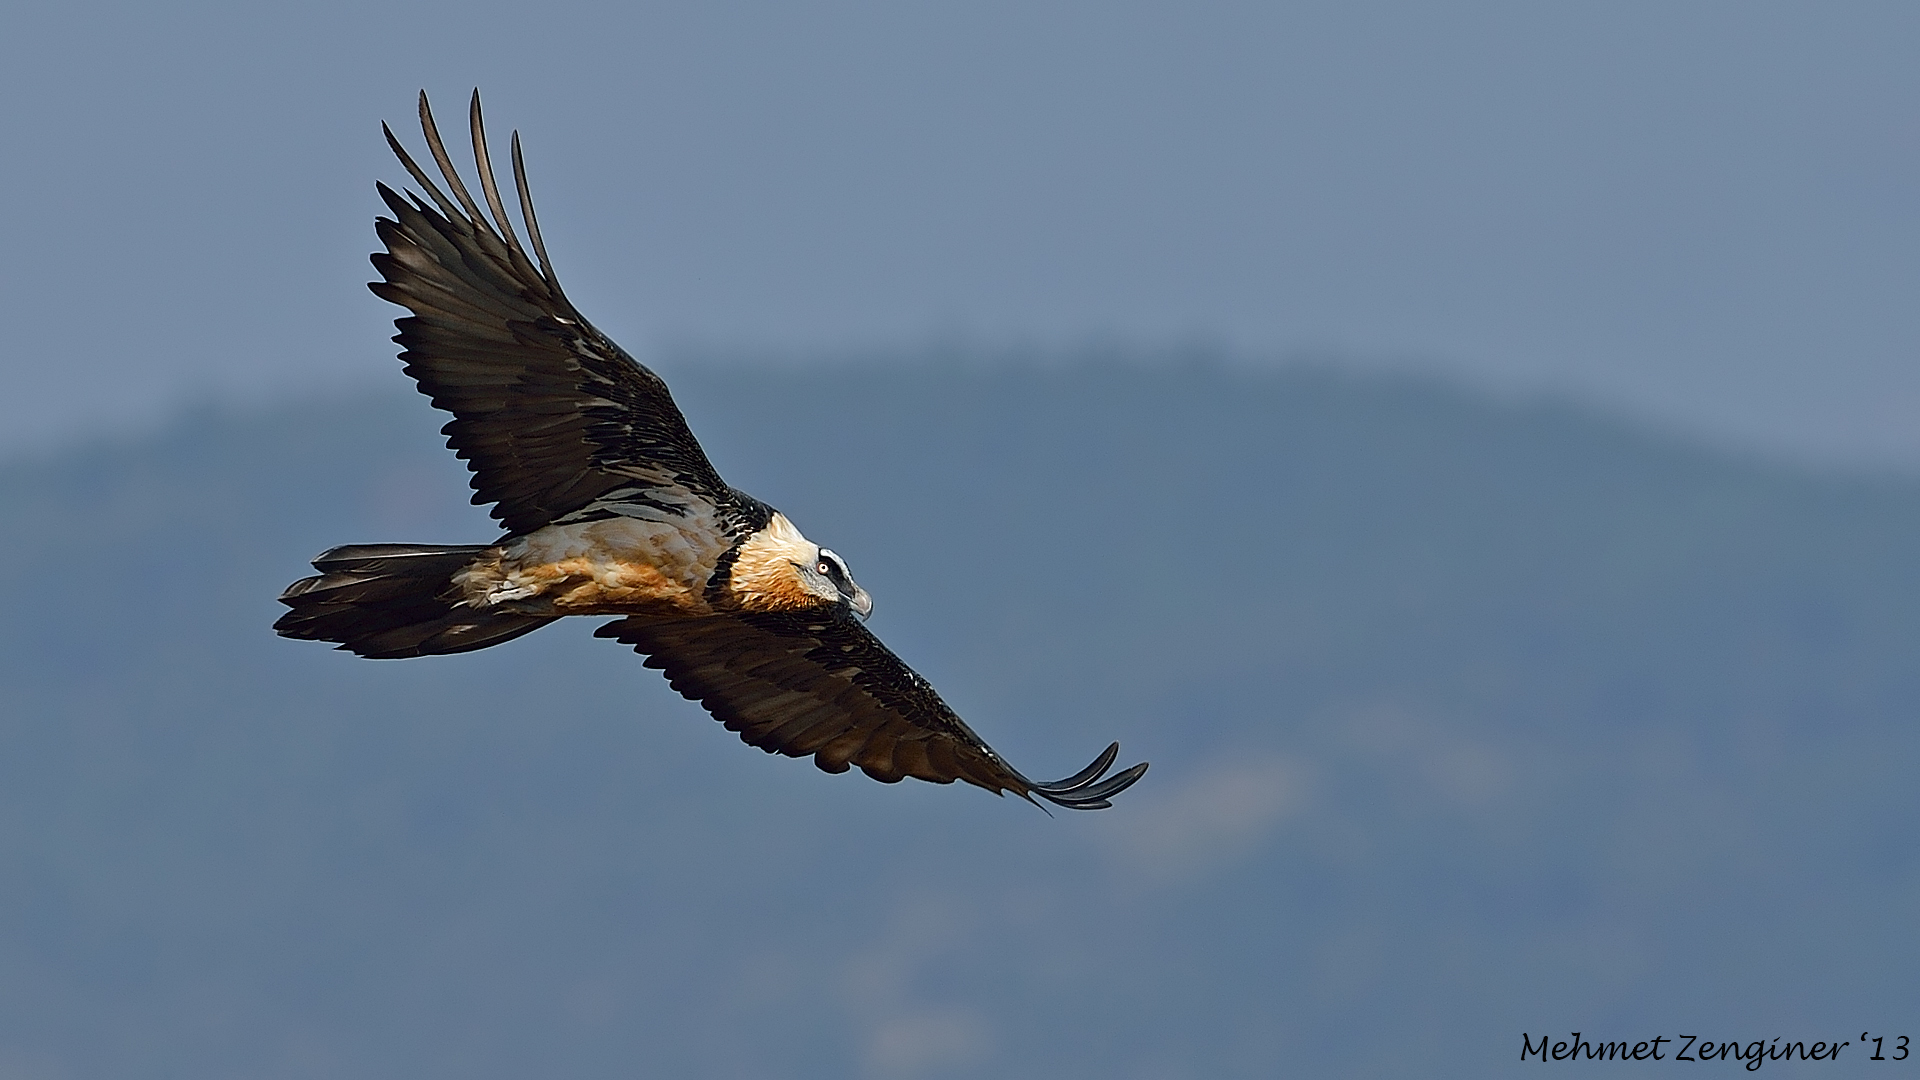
[{"x1": 274, "y1": 543, "x2": 555, "y2": 659}]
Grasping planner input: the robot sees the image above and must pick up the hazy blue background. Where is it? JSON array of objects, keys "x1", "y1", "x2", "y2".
[
  {"x1": 7, "y1": 366, "x2": 1920, "y2": 1078},
  {"x1": 4, "y1": 2, "x2": 1920, "y2": 1078},
  {"x1": 1, "y1": 0, "x2": 1916, "y2": 462}
]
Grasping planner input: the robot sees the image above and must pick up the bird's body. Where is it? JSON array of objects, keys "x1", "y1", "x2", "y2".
[
  {"x1": 440, "y1": 507, "x2": 852, "y2": 619},
  {"x1": 275, "y1": 92, "x2": 1145, "y2": 810},
  {"x1": 463, "y1": 504, "x2": 738, "y2": 617}
]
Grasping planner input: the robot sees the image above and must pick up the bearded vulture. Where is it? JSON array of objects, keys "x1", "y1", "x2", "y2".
[{"x1": 274, "y1": 92, "x2": 1147, "y2": 811}]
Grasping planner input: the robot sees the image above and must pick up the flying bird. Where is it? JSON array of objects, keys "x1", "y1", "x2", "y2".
[{"x1": 275, "y1": 91, "x2": 1147, "y2": 811}]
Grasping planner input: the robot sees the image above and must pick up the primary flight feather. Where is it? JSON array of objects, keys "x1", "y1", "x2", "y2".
[{"x1": 274, "y1": 91, "x2": 1147, "y2": 811}]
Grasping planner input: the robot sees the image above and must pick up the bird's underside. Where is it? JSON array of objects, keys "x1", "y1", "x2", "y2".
[{"x1": 273, "y1": 90, "x2": 1147, "y2": 811}]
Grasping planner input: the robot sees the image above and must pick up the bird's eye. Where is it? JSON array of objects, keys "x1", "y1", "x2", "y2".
[{"x1": 817, "y1": 561, "x2": 832, "y2": 575}]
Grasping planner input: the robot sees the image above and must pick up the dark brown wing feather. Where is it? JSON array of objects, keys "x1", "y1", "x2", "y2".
[
  {"x1": 596, "y1": 611, "x2": 1148, "y2": 810},
  {"x1": 371, "y1": 90, "x2": 741, "y2": 536}
]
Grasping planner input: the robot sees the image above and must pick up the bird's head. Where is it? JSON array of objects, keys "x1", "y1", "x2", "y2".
[
  {"x1": 728, "y1": 512, "x2": 873, "y2": 619},
  {"x1": 794, "y1": 546, "x2": 873, "y2": 619}
]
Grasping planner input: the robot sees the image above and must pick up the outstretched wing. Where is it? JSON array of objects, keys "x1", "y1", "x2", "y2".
[
  {"x1": 596, "y1": 612, "x2": 1148, "y2": 810},
  {"x1": 372, "y1": 91, "x2": 743, "y2": 536}
]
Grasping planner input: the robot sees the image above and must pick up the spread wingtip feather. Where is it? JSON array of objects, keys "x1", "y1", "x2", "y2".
[{"x1": 1022, "y1": 743, "x2": 1149, "y2": 811}]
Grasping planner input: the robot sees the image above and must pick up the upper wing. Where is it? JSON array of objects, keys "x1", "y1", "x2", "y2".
[
  {"x1": 371, "y1": 91, "x2": 741, "y2": 536},
  {"x1": 596, "y1": 611, "x2": 1148, "y2": 810}
]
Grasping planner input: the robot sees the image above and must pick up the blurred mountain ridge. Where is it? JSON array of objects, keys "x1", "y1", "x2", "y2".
[{"x1": 1, "y1": 360, "x2": 1915, "y2": 1079}]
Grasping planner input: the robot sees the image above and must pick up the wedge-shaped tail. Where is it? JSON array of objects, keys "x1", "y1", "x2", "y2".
[{"x1": 275, "y1": 544, "x2": 555, "y2": 659}]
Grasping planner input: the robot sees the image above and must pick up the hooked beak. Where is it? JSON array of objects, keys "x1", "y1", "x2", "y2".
[{"x1": 849, "y1": 585, "x2": 873, "y2": 620}]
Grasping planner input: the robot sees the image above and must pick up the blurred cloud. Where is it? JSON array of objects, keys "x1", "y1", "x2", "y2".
[
  {"x1": 1337, "y1": 703, "x2": 1517, "y2": 809},
  {"x1": 840, "y1": 897, "x2": 995, "y2": 1079},
  {"x1": 1101, "y1": 754, "x2": 1312, "y2": 880},
  {"x1": 861, "y1": 1011, "x2": 992, "y2": 1080},
  {"x1": 1097, "y1": 712, "x2": 1523, "y2": 885}
]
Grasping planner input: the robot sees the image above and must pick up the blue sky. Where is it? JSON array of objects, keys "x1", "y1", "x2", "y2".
[{"x1": 2, "y1": 0, "x2": 1914, "y2": 462}]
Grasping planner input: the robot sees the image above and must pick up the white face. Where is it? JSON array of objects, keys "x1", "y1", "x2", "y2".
[
  {"x1": 813, "y1": 548, "x2": 851, "y2": 587},
  {"x1": 801, "y1": 546, "x2": 872, "y2": 618}
]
